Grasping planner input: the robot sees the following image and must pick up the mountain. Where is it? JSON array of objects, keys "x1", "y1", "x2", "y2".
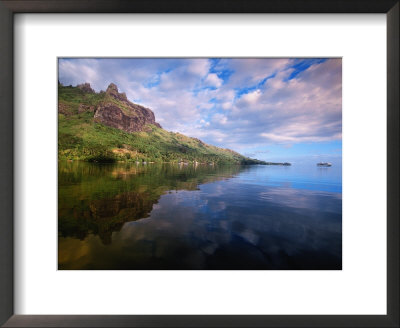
[{"x1": 58, "y1": 82, "x2": 267, "y2": 164}]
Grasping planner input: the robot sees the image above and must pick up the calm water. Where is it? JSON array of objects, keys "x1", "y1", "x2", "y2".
[{"x1": 58, "y1": 161, "x2": 342, "y2": 270}]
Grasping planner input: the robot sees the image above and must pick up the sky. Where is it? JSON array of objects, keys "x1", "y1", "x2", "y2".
[{"x1": 58, "y1": 58, "x2": 342, "y2": 164}]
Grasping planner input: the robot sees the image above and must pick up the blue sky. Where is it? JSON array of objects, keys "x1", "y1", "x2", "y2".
[{"x1": 59, "y1": 58, "x2": 342, "y2": 164}]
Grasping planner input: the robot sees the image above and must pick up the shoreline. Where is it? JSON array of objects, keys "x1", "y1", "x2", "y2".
[{"x1": 59, "y1": 159, "x2": 291, "y2": 166}]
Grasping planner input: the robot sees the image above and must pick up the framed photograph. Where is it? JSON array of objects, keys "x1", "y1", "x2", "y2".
[
  {"x1": 57, "y1": 57, "x2": 343, "y2": 271},
  {"x1": 1, "y1": 1, "x2": 398, "y2": 327}
]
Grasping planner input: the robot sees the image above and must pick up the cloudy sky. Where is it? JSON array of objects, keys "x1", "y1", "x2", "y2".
[{"x1": 59, "y1": 58, "x2": 342, "y2": 164}]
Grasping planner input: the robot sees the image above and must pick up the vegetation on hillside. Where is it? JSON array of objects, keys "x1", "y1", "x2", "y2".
[{"x1": 58, "y1": 84, "x2": 267, "y2": 164}]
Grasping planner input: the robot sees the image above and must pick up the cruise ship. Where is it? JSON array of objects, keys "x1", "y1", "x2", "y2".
[{"x1": 317, "y1": 162, "x2": 332, "y2": 167}]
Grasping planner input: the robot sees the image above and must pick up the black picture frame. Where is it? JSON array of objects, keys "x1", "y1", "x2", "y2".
[{"x1": 0, "y1": 1, "x2": 398, "y2": 327}]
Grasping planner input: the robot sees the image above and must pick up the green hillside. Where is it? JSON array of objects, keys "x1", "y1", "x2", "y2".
[{"x1": 58, "y1": 84, "x2": 267, "y2": 165}]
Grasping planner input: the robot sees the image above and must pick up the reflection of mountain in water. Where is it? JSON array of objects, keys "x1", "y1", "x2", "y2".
[
  {"x1": 58, "y1": 161, "x2": 244, "y2": 245},
  {"x1": 60, "y1": 191, "x2": 156, "y2": 245}
]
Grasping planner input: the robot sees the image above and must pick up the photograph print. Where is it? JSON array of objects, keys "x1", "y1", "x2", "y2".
[{"x1": 58, "y1": 58, "x2": 342, "y2": 270}]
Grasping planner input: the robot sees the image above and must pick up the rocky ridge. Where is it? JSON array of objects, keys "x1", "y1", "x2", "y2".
[
  {"x1": 62, "y1": 82, "x2": 161, "y2": 133},
  {"x1": 77, "y1": 83, "x2": 95, "y2": 93}
]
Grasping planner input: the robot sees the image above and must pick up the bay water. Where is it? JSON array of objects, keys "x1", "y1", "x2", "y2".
[{"x1": 58, "y1": 161, "x2": 342, "y2": 270}]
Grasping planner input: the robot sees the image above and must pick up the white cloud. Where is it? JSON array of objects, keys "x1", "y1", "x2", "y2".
[
  {"x1": 238, "y1": 89, "x2": 262, "y2": 106},
  {"x1": 227, "y1": 59, "x2": 342, "y2": 145},
  {"x1": 215, "y1": 58, "x2": 291, "y2": 87},
  {"x1": 212, "y1": 113, "x2": 228, "y2": 125},
  {"x1": 204, "y1": 73, "x2": 223, "y2": 88},
  {"x1": 186, "y1": 59, "x2": 210, "y2": 76}
]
